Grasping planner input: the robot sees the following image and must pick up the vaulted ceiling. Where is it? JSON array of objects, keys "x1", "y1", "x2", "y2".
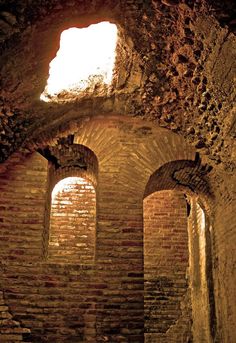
[{"x1": 0, "y1": 0, "x2": 235, "y2": 177}]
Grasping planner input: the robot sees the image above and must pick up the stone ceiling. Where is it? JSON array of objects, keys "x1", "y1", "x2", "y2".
[{"x1": 0, "y1": 0, "x2": 235, "y2": 176}]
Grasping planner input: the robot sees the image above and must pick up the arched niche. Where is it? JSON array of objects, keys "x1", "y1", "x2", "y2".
[
  {"x1": 143, "y1": 159, "x2": 215, "y2": 343},
  {"x1": 48, "y1": 176, "x2": 96, "y2": 263},
  {"x1": 41, "y1": 142, "x2": 98, "y2": 264}
]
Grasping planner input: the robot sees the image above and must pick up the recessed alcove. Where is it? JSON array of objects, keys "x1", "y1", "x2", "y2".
[
  {"x1": 143, "y1": 157, "x2": 215, "y2": 343},
  {"x1": 48, "y1": 176, "x2": 96, "y2": 263},
  {"x1": 143, "y1": 190, "x2": 191, "y2": 341}
]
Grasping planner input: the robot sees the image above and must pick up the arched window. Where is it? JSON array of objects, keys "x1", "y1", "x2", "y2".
[{"x1": 48, "y1": 176, "x2": 96, "y2": 263}]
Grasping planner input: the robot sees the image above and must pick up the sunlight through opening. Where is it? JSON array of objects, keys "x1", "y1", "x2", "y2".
[
  {"x1": 196, "y1": 202, "x2": 206, "y2": 232},
  {"x1": 40, "y1": 22, "x2": 118, "y2": 102},
  {"x1": 52, "y1": 177, "x2": 94, "y2": 201},
  {"x1": 49, "y1": 176, "x2": 96, "y2": 263}
]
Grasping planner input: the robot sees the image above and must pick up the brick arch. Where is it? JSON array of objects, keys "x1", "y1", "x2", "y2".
[
  {"x1": 0, "y1": 142, "x2": 100, "y2": 342},
  {"x1": 0, "y1": 114, "x2": 214, "y2": 342},
  {"x1": 72, "y1": 115, "x2": 200, "y2": 341},
  {"x1": 143, "y1": 160, "x2": 214, "y2": 343},
  {"x1": 42, "y1": 142, "x2": 99, "y2": 189},
  {"x1": 19, "y1": 115, "x2": 197, "y2": 187},
  {"x1": 73, "y1": 115, "x2": 196, "y2": 171},
  {"x1": 40, "y1": 142, "x2": 99, "y2": 262},
  {"x1": 144, "y1": 158, "x2": 213, "y2": 201}
]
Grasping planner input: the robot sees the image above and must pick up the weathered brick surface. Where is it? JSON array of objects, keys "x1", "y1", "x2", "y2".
[
  {"x1": 0, "y1": 116, "x2": 217, "y2": 342},
  {"x1": 2, "y1": 262, "x2": 96, "y2": 342},
  {"x1": 48, "y1": 177, "x2": 96, "y2": 264},
  {"x1": 0, "y1": 152, "x2": 48, "y2": 262},
  {"x1": 0, "y1": 290, "x2": 30, "y2": 342},
  {"x1": 0, "y1": 148, "x2": 98, "y2": 341},
  {"x1": 144, "y1": 190, "x2": 192, "y2": 343}
]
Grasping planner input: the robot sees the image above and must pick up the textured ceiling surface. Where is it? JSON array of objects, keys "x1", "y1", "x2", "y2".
[{"x1": 0, "y1": 0, "x2": 235, "y2": 176}]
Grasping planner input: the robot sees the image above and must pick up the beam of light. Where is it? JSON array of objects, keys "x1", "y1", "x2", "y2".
[
  {"x1": 40, "y1": 22, "x2": 118, "y2": 101},
  {"x1": 52, "y1": 177, "x2": 94, "y2": 201},
  {"x1": 196, "y1": 203, "x2": 206, "y2": 231}
]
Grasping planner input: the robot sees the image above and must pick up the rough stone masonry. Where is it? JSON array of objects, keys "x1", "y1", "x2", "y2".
[{"x1": 0, "y1": 0, "x2": 235, "y2": 342}]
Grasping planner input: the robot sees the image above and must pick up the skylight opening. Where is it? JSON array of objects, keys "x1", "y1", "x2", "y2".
[{"x1": 40, "y1": 21, "x2": 118, "y2": 102}]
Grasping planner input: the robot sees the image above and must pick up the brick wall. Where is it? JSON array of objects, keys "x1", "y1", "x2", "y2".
[
  {"x1": 0, "y1": 116, "x2": 199, "y2": 342},
  {"x1": 0, "y1": 152, "x2": 97, "y2": 342},
  {"x1": 0, "y1": 152, "x2": 48, "y2": 262},
  {"x1": 144, "y1": 190, "x2": 192, "y2": 343},
  {"x1": 48, "y1": 177, "x2": 96, "y2": 264},
  {"x1": 2, "y1": 263, "x2": 96, "y2": 342},
  {"x1": 74, "y1": 117, "x2": 195, "y2": 342},
  {"x1": 0, "y1": 290, "x2": 30, "y2": 342}
]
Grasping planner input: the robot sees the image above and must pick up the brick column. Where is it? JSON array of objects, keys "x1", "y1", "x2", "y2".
[{"x1": 95, "y1": 163, "x2": 144, "y2": 342}]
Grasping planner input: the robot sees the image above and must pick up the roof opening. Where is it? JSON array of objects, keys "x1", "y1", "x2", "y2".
[{"x1": 40, "y1": 21, "x2": 118, "y2": 102}]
